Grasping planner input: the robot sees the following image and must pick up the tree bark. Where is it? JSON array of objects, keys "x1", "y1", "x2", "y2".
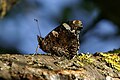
[{"x1": 0, "y1": 52, "x2": 120, "y2": 80}]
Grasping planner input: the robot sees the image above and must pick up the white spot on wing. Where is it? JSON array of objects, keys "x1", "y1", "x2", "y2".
[
  {"x1": 52, "y1": 31, "x2": 59, "y2": 37},
  {"x1": 62, "y1": 23, "x2": 71, "y2": 30},
  {"x1": 71, "y1": 30, "x2": 75, "y2": 33}
]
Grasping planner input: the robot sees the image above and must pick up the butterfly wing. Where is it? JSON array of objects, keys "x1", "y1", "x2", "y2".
[{"x1": 40, "y1": 20, "x2": 83, "y2": 59}]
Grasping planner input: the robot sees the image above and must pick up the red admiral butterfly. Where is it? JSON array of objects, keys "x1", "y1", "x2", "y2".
[{"x1": 35, "y1": 20, "x2": 83, "y2": 59}]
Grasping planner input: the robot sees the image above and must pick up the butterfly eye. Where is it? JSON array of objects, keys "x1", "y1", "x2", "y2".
[{"x1": 80, "y1": 23, "x2": 83, "y2": 28}]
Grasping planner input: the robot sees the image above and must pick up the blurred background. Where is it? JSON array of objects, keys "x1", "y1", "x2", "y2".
[{"x1": 0, "y1": 0, "x2": 120, "y2": 54}]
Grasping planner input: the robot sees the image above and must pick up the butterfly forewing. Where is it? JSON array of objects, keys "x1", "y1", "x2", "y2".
[{"x1": 37, "y1": 20, "x2": 83, "y2": 59}]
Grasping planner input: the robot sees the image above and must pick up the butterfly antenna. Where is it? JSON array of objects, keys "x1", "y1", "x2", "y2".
[{"x1": 34, "y1": 19, "x2": 41, "y2": 36}]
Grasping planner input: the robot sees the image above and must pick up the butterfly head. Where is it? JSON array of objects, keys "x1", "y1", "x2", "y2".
[{"x1": 72, "y1": 20, "x2": 83, "y2": 30}]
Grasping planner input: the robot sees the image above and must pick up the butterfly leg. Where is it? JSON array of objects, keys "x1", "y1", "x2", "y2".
[{"x1": 32, "y1": 45, "x2": 39, "y2": 56}]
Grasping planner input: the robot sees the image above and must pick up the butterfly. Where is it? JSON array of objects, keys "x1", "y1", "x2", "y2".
[{"x1": 35, "y1": 19, "x2": 83, "y2": 59}]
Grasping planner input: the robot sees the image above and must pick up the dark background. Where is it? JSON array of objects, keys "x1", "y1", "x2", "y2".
[{"x1": 0, "y1": 0, "x2": 120, "y2": 54}]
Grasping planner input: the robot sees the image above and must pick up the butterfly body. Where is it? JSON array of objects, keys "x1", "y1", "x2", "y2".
[{"x1": 37, "y1": 20, "x2": 83, "y2": 59}]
